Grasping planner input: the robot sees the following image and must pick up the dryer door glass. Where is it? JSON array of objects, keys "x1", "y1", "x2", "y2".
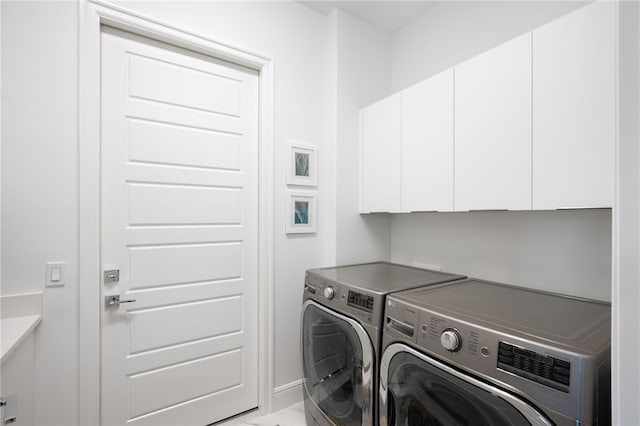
[
  {"x1": 386, "y1": 352, "x2": 538, "y2": 426},
  {"x1": 302, "y1": 303, "x2": 373, "y2": 426}
]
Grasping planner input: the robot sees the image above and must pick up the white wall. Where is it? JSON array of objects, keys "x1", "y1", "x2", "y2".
[
  {"x1": 388, "y1": 1, "x2": 612, "y2": 302},
  {"x1": 331, "y1": 9, "x2": 392, "y2": 265},
  {"x1": 391, "y1": 210, "x2": 611, "y2": 300},
  {"x1": 614, "y1": 1, "x2": 640, "y2": 423},
  {"x1": 2, "y1": 3, "x2": 79, "y2": 425},
  {"x1": 2, "y1": 1, "x2": 334, "y2": 423},
  {"x1": 391, "y1": 1, "x2": 586, "y2": 92}
]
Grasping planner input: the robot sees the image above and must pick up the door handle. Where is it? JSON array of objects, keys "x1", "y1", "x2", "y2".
[
  {"x1": 105, "y1": 295, "x2": 137, "y2": 308},
  {"x1": 0, "y1": 395, "x2": 17, "y2": 424}
]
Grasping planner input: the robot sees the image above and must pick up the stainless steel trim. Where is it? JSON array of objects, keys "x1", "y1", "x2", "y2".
[
  {"x1": 386, "y1": 316, "x2": 415, "y2": 338},
  {"x1": 104, "y1": 295, "x2": 137, "y2": 308},
  {"x1": 301, "y1": 299, "x2": 374, "y2": 426},
  {"x1": 379, "y1": 343, "x2": 553, "y2": 426},
  {"x1": 556, "y1": 206, "x2": 609, "y2": 211},
  {"x1": 103, "y1": 269, "x2": 119, "y2": 283},
  {"x1": 0, "y1": 395, "x2": 17, "y2": 424}
]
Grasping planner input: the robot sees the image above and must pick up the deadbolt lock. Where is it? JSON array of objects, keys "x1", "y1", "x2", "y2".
[{"x1": 104, "y1": 269, "x2": 120, "y2": 283}]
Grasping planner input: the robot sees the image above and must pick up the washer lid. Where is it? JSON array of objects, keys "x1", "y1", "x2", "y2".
[
  {"x1": 391, "y1": 279, "x2": 611, "y2": 353},
  {"x1": 307, "y1": 262, "x2": 466, "y2": 294}
]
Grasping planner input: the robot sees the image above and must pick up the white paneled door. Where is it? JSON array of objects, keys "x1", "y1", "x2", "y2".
[{"x1": 100, "y1": 27, "x2": 259, "y2": 426}]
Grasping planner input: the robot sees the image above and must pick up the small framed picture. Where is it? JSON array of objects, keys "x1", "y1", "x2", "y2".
[
  {"x1": 286, "y1": 191, "x2": 317, "y2": 234},
  {"x1": 286, "y1": 142, "x2": 317, "y2": 186}
]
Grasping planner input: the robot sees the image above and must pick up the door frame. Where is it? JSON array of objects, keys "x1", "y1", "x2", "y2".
[{"x1": 78, "y1": 1, "x2": 276, "y2": 424}]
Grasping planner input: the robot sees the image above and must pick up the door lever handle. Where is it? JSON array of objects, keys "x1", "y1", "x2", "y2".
[
  {"x1": 105, "y1": 295, "x2": 137, "y2": 308},
  {"x1": 1, "y1": 395, "x2": 17, "y2": 424}
]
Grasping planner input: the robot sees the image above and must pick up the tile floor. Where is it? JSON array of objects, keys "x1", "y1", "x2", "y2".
[{"x1": 223, "y1": 402, "x2": 306, "y2": 426}]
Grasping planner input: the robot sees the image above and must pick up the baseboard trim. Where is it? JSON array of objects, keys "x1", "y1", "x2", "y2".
[{"x1": 272, "y1": 379, "x2": 303, "y2": 412}]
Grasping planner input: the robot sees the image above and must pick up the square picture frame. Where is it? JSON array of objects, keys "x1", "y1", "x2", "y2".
[
  {"x1": 285, "y1": 191, "x2": 317, "y2": 234},
  {"x1": 286, "y1": 142, "x2": 318, "y2": 187}
]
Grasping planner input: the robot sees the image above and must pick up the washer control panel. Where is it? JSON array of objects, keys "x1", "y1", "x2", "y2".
[
  {"x1": 497, "y1": 342, "x2": 570, "y2": 393},
  {"x1": 410, "y1": 310, "x2": 574, "y2": 396}
]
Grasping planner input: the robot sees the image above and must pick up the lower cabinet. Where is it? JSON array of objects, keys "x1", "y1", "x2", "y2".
[{"x1": 1, "y1": 334, "x2": 36, "y2": 426}]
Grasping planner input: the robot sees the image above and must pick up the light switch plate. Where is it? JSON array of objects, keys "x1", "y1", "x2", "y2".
[{"x1": 45, "y1": 261, "x2": 66, "y2": 287}]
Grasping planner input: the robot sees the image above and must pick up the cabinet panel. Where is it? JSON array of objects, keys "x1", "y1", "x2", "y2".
[
  {"x1": 533, "y1": 2, "x2": 614, "y2": 209},
  {"x1": 360, "y1": 93, "x2": 402, "y2": 213},
  {"x1": 402, "y1": 69, "x2": 454, "y2": 212},
  {"x1": 455, "y1": 33, "x2": 532, "y2": 211},
  {"x1": 1, "y1": 334, "x2": 35, "y2": 426}
]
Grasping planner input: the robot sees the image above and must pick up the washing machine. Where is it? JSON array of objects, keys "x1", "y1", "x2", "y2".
[
  {"x1": 380, "y1": 278, "x2": 611, "y2": 426},
  {"x1": 301, "y1": 262, "x2": 466, "y2": 426}
]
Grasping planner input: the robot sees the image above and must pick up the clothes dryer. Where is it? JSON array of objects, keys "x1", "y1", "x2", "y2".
[
  {"x1": 301, "y1": 262, "x2": 466, "y2": 426},
  {"x1": 380, "y1": 279, "x2": 611, "y2": 426}
]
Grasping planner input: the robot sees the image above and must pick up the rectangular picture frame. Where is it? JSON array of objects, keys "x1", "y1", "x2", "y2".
[
  {"x1": 285, "y1": 191, "x2": 317, "y2": 234},
  {"x1": 286, "y1": 141, "x2": 318, "y2": 187}
]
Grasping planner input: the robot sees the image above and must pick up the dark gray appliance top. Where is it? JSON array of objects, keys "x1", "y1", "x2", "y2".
[
  {"x1": 391, "y1": 278, "x2": 611, "y2": 352},
  {"x1": 306, "y1": 262, "x2": 466, "y2": 295}
]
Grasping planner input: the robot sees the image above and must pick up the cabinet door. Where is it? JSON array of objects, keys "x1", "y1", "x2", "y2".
[
  {"x1": 455, "y1": 33, "x2": 532, "y2": 211},
  {"x1": 360, "y1": 93, "x2": 402, "y2": 213},
  {"x1": 532, "y1": 2, "x2": 614, "y2": 209},
  {"x1": 402, "y1": 69, "x2": 454, "y2": 212}
]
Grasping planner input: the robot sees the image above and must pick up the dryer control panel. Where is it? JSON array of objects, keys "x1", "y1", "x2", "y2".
[
  {"x1": 347, "y1": 290, "x2": 374, "y2": 313},
  {"x1": 303, "y1": 271, "x2": 382, "y2": 328}
]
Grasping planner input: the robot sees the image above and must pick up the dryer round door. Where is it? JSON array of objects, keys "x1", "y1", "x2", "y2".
[
  {"x1": 302, "y1": 300, "x2": 374, "y2": 426},
  {"x1": 379, "y1": 344, "x2": 553, "y2": 426}
]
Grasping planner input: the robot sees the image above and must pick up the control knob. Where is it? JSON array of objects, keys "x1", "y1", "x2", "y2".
[
  {"x1": 440, "y1": 329, "x2": 462, "y2": 352},
  {"x1": 323, "y1": 286, "x2": 335, "y2": 300}
]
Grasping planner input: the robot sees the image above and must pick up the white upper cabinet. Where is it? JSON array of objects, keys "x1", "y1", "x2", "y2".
[
  {"x1": 358, "y1": 2, "x2": 614, "y2": 214},
  {"x1": 360, "y1": 93, "x2": 402, "y2": 213},
  {"x1": 402, "y1": 69, "x2": 454, "y2": 212},
  {"x1": 454, "y1": 33, "x2": 533, "y2": 211},
  {"x1": 532, "y1": 2, "x2": 614, "y2": 209}
]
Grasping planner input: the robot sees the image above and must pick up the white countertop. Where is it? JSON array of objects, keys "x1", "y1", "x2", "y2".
[{"x1": 1, "y1": 315, "x2": 42, "y2": 363}]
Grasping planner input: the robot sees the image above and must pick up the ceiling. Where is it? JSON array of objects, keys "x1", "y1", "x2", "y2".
[{"x1": 298, "y1": 1, "x2": 436, "y2": 32}]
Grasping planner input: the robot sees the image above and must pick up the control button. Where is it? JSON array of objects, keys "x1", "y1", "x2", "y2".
[
  {"x1": 480, "y1": 346, "x2": 490, "y2": 357},
  {"x1": 323, "y1": 286, "x2": 335, "y2": 300},
  {"x1": 440, "y1": 329, "x2": 462, "y2": 352}
]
